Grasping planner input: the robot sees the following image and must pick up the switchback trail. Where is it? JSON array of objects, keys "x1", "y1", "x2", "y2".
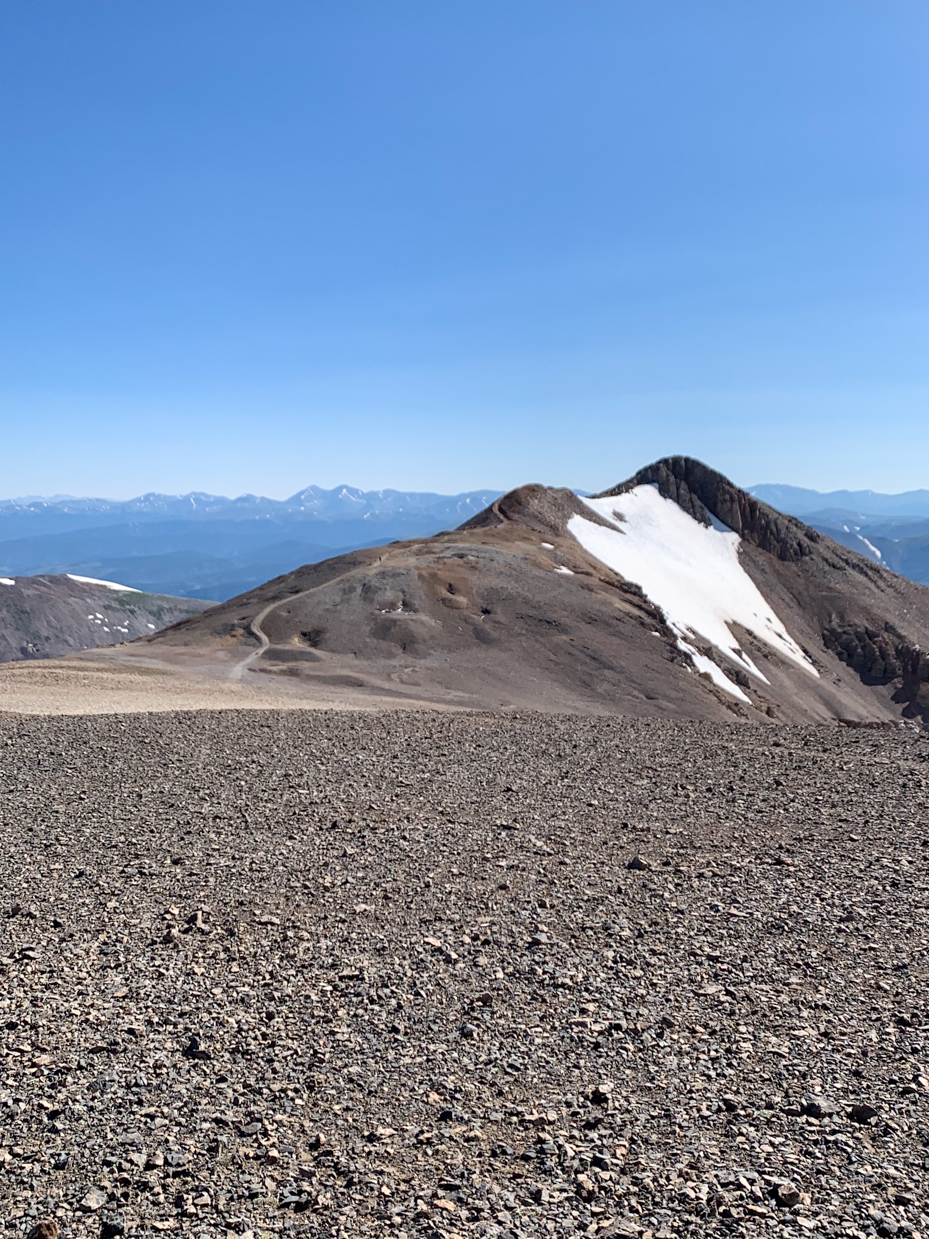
[{"x1": 230, "y1": 591, "x2": 311, "y2": 680}]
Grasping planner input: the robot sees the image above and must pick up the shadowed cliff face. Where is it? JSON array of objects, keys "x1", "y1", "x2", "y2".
[{"x1": 822, "y1": 624, "x2": 929, "y2": 724}]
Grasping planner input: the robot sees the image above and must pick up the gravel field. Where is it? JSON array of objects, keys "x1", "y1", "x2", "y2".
[
  {"x1": 0, "y1": 657, "x2": 417, "y2": 716},
  {"x1": 1, "y1": 711, "x2": 928, "y2": 1239}
]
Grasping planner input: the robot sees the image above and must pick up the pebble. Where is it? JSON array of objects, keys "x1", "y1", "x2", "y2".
[{"x1": 1, "y1": 711, "x2": 928, "y2": 1239}]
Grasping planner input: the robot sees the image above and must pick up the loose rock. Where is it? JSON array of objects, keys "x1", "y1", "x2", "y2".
[{"x1": 0, "y1": 711, "x2": 927, "y2": 1238}]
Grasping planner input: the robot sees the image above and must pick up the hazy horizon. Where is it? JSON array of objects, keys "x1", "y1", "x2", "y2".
[{"x1": 5, "y1": 474, "x2": 929, "y2": 508}]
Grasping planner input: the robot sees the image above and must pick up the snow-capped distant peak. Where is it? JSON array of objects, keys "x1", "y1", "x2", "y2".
[
  {"x1": 567, "y1": 485, "x2": 819, "y2": 698},
  {"x1": 66, "y1": 574, "x2": 141, "y2": 592}
]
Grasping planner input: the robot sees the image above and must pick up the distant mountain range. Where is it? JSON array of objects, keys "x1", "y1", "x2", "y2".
[
  {"x1": 0, "y1": 486, "x2": 502, "y2": 600},
  {"x1": 748, "y1": 484, "x2": 929, "y2": 585},
  {"x1": 3, "y1": 479, "x2": 928, "y2": 601},
  {"x1": 749, "y1": 482, "x2": 929, "y2": 517}
]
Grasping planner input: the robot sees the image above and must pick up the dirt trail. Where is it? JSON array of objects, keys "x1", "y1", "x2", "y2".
[{"x1": 230, "y1": 588, "x2": 315, "y2": 680}]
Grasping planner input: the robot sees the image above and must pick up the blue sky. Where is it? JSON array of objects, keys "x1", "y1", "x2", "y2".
[{"x1": 2, "y1": 1, "x2": 928, "y2": 499}]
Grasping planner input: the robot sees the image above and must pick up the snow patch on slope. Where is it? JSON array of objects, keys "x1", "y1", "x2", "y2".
[
  {"x1": 66, "y1": 574, "x2": 141, "y2": 592},
  {"x1": 683, "y1": 643, "x2": 751, "y2": 703},
  {"x1": 567, "y1": 486, "x2": 819, "y2": 698}
]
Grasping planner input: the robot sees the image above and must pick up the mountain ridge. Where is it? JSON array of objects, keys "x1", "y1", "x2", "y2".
[
  {"x1": 0, "y1": 486, "x2": 504, "y2": 600},
  {"x1": 96, "y1": 456, "x2": 929, "y2": 725},
  {"x1": 750, "y1": 481, "x2": 929, "y2": 518},
  {"x1": 0, "y1": 484, "x2": 503, "y2": 525},
  {"x1": 748, "y1": 483, "x2": 929, "y2": 585},
  {"x1": 0, "y1": 575, "x2": 213, "y2": 664}
]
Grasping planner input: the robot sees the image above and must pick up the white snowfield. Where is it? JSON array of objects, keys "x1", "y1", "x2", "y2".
[
  {"x1": 0, "y1": 578, "x2": 14, "y2": 586},
  {"x1": 66, "y1": 574, "x2": 141, "y2": 593},
  {"x1": 568, "y1": 485, "x2": 819, "y2": 701}
]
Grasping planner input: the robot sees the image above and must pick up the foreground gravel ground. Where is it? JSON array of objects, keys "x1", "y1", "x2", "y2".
[{"x1": 1, "y1": 712, "x2": 928, "y2": 1239}]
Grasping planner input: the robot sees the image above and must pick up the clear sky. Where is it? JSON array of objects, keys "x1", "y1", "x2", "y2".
[{"x1": 2, "y1": 1, "x2": 928, "y2": 500}]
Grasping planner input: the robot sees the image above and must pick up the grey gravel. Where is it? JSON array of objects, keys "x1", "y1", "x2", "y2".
[{"x1": 1, "y1": 711, "x2": 928, "y2": 1239}]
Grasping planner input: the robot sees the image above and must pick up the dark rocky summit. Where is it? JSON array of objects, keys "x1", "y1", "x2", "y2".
[
  {"x1": 600, "y1": 457, "x2": 823, "y2": 564},
  {"x1": 599, "y1": 458, "x2": 929, "y2": 724}
]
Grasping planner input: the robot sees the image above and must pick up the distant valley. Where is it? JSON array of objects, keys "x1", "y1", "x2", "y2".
[{"x1": 749, "y1": 483, "x2": 929, "y2": 585}]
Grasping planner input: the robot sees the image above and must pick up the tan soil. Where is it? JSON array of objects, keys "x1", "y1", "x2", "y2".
[{"x1": 0, "y1": 655, "x2": 453, "y2": 716}]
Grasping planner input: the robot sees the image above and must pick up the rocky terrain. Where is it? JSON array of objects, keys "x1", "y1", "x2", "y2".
[
  {"x1": 0, "y1": 576, "x2": 212, "y2": 664},
  {"x1": 117, "y1": 458, "x2": 929, "y2": 726},
  {"x1": 2, "y1": 710, "x2": 928, "y2": 1239}
]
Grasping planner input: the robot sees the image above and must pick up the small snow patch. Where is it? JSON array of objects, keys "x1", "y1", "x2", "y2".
[
  {"x1": 858, "y1": 536, "x2": 881, "y2": 560},
  {"x1": 679, "y1": 640, "x2": 750, "y2": 702},
  {"x1": 66, "y1": 573, "x2": 140, "y2": 592},
  {"x1": 0, "y1": 577, "x2": 14, "y2": 586},
  {"x1": 553, "y1": 565, "x2": 574, "y2": 574},
  {"x1": 540, "y1": 542, "x2": 554, "y2": 549}
]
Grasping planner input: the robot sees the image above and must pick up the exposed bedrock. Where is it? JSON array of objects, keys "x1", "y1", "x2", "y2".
[
  {"x1": 822, "y1": 623, "x2": 929, "y2": 723},
  {"x1": 599, "y1": 456, "x2": 829, "y2": 566}
]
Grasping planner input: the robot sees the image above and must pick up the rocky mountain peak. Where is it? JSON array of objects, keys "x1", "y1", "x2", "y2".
[{"x1": 596, "y1": 455, "x2": 822, "y2": 564}]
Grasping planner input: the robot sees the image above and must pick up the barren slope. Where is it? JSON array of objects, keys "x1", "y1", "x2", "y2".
[
  {"x1": 114, "y1": 460, "x2": 929, "y2": 724},
  {"x1": 0, "y1": 574, "x2": 213, "y2": 663}
]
